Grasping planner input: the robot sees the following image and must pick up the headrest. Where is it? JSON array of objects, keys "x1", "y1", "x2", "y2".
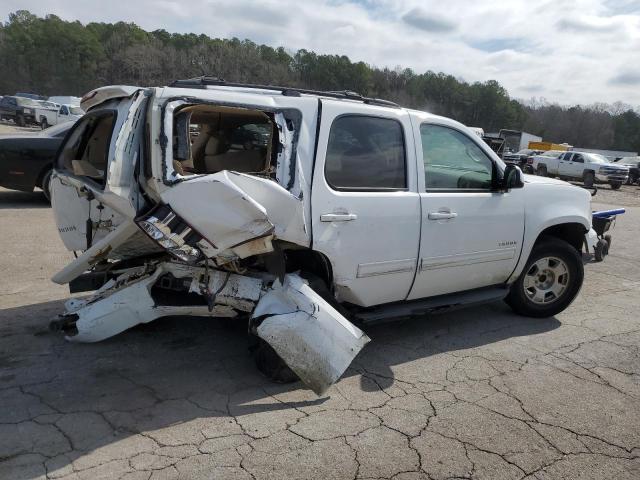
[{"x1": 205, "y1": 135, "x2": 223, "y2": 155}]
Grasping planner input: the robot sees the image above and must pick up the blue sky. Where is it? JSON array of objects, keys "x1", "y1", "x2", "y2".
[{"x1": 2, "y1": 0, "x2": 639, "y2": 106}]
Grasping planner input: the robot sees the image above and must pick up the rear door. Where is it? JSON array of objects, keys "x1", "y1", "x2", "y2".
[
  {"x1": 50, "y1": 92, "x2": 146, "y2": 252},
  {"x1": 408, "y1": 119, "x2": 525, "y2": 299},
  {"x1": 311, "y1": 100, "x2": 421, "y2": 307}
]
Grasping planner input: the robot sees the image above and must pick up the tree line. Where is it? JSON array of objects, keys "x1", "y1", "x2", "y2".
[{"x1": 1, "y1": 10, "x2": 638, "y2": 153}]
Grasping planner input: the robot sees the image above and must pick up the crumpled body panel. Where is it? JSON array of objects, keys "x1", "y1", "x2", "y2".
[
  {"x1": 161, "y1": 171, "x2": 308, "y2": 257},
  {"x1": 252, "y1": 274, "x2": 370, "y2": 395}
]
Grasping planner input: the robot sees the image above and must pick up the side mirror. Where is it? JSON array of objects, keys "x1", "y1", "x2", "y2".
[{"x1": 502, "y1": 164, "x2": 524, "y2": 191}]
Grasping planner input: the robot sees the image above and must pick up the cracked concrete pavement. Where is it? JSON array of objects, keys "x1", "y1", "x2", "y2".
[{"x1": 1, "y1": 185, "x2": 639, "y2": 480}]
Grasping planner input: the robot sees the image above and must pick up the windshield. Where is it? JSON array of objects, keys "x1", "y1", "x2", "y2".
[
  {"x1": 542, "y1": 150, "x2": 562, "y2": 157},
  {"x1": 588, "y1": 153, "x2": 609, "y2": 164},
  {"x1": 620, "y1": 156, "x2": 640, "y2": 165},
  {"x1": 17, "y1": 97, "x2": 40, "y2": 107},
  {"x1": 69, "y1": 106, "x2": 84, "y2": 115}
]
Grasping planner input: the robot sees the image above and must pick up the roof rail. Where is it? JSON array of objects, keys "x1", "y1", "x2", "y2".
[{"x1": 168, "y1": 76, "x2": 400, "y2": 108}]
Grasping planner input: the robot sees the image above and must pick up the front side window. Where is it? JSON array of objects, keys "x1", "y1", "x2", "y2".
[
  {"x1": 420, "y1": 124, "x2": 493, "y2": 190},
  {"x1": 325, "y1": 115, "x2": 406, "y2": 190}
]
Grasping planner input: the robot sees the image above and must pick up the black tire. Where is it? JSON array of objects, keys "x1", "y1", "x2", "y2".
[
  {"x1": 594, "y1": 239, "x2": 607, "y2": 262},
  {"x1": 604, "y1": 234, "x2": 612, "y2": 249},
  {"x1": 251, "y1": 338, "x2": 299, "y2": 383},
  {"x1": 506, "y1": 237, "x2": 584, "y2": 318},
  {"x1": 610, "y1": 182, "x2": 622, "y2": 190},
  {"x1": 40, "y1": 169, "x2": 53, "y2": 202},
  {"x1": 583, "y1": 171, "x2": 595, "y2": 188},
  {"x1": 16, "y1": 114, "x2": 25, "y2": 127},
  {"x1": 40, "y1": 117, "x2": 49, "y2": 130},
  {"x1": 536, "y1": 165, "x2": 547, "y2": 177}
]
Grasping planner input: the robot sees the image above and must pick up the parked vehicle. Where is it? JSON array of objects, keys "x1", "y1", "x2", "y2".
[
  {"x1": 614, "y1": 156, "x2": 640, "y2": 184},
  {"x1": 532, "y1": 151, "x2": 629, "y2": 189},
  {"x1": 0, "y1": 95, "x2": 41, "y2": 126},
  {"x1": 48, "y1": 79, "x2": 598, "y2": 394},
  {"x1": 15, "y1": 92, "x2": 47, "y2": 101},
  {"x1": 36, "y1": 103, "x2": 83, "y2": 129},
  {"x1": 528, "y1": 150, "x2": 565, "y2": 174},
  {"x1": 33, "y1": 100, "x2": 60, "y2": 129},
  {"x1": 48, "y1": 96, "x2": 81, "y2": 106},
  {"x1": 503, "y1": 148, "x2": 543, "y2": 170},
  {"x1": 498, "y1": 129, "x2": 542, "y2": 153},
  {"x1": 591, "y1": 209, "x2": 625, "y2": 261},
  {"x1": 0, "y1": 122, "x2": 72, "y2": 200}
]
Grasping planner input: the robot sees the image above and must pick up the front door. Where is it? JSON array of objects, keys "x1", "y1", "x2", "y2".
[
  {"x1": 408, "y1": 120, "x2": 525, "y2": 300},
  {"x1": 559, "y1": 152, "x2": 575, "y2": 177},
  {"x1": 311, "y1": 100, "x2": 421, "y2": 307}
]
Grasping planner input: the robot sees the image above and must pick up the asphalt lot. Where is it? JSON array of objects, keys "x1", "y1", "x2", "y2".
[{"x1": 1, "y1": 180, "x2": 639, "y2": 479}]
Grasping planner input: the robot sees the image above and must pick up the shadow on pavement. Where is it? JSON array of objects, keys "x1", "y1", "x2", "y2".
[
  {"x1": 0, "y1": 189, "x2": 49, "y2": 209},
  {"x1": 0, "y1": 298, "x2": 560, "y2": 478}
]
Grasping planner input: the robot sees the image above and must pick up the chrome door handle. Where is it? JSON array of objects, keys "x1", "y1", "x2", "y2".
[
  {"x1": 320, "y1": 213, "x2": 358, "y2": 222},
  {"x1": 428, "y1": 211, "x2": 457, "y2": 220}
]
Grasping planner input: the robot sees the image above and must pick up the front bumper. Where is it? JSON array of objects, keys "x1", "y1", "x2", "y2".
[{"x1": 596, "y1": 173, "x2": 629, "y2": 183}]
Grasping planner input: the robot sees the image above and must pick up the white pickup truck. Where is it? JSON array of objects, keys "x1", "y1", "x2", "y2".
[
  {"x1": 48, "y1": 80, "x2": 598, "y2": 394},
  {"x1": 35, "y1": 103, "x2": 84, "y2": 129},
  {"x1": 531, "y1": 150, "x2": 629, "y2": 189}
]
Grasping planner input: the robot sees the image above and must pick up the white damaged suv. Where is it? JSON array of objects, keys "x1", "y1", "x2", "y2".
[{"x1": 49, "y1": 78, "x2": 598, "y2": 394}]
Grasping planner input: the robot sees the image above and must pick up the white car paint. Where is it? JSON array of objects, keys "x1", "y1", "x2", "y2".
[
  {"x1": 37, "y1": 103, "x2": 84, "y2": 127},
  {"x1": 253, "y1": 274, "x2": 370, "y2": 395},
  {"x1": 48, "y1": 83, "x2": 596, "y2": 394}
]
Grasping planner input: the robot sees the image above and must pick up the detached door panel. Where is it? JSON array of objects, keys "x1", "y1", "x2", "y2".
[
  {"x1": 409, "y1": 121, "x2": 524, "y2": 300},
  {"x1": 311, "y1": 101, "x2": 420, "y2": 307}
]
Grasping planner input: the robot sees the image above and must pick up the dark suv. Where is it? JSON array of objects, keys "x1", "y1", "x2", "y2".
[{"x1": 0, "y1": 96, "x2": 40, "y2": 126}]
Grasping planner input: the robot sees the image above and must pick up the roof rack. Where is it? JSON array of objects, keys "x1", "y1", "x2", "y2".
[{"x1": 168, "y1": 76, "x2": 400, "y2": 108}]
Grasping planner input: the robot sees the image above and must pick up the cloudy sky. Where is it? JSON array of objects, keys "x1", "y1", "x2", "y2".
[{"x1": 2, "y1": 0, "x2": 639, "y2": 106}]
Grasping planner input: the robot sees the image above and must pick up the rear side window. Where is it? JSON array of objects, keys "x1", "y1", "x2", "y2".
[
  {"x1": 325, "y1": 115, "x2": 406, "y2": 190},
  {"x1": 58, "y1": 111, "x2": 116, "y2": 187}
]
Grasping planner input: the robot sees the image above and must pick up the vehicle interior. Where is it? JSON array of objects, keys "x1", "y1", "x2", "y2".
[
  {"x1": 172, "y1": 105, "x2": 275, "y2": 177},
  {"x1": 58, "y1": 112, "x2": 116, "y2": 186}
]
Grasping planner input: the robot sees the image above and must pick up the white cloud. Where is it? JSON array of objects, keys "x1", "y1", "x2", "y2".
[{"x1": 1, "y1": 0, "x2": 639, "y2": 106}]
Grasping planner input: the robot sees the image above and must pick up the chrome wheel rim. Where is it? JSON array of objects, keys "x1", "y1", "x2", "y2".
[{"x1": 523, "y1": 256, "x2": 570, "y2": 305}]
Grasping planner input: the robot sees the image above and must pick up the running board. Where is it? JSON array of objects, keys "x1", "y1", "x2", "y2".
[{"x1": 353, "y1": 285, "x2": 509, "y2": 325}]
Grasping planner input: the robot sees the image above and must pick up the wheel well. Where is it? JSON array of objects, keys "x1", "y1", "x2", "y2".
[
  {"x1": 536, "y1": 223, "x2": 586, "y2": 252},
  {"x1": 35, "y1": 164, "x2": 52, "y2": 188},
  {"x1": 283, "y1": 249, "x2": 333, "y2": 287}
]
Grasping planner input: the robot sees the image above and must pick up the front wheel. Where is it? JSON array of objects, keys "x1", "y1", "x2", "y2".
[
  {"x1": 40, "y1": 169, "x2": 53, "y2": 202},
  {"x1": 40, "y1": 117, "x2": 49, "y2": 130},
  {"x1": 610, "y1": 182, "x2": 622, "y2": 190},
  {"x1": 583, "y1": 171, "x2": 595, "y2": 187},
  {"x1": 506, "y1": 237, "x2": 584, "y2": 318},
  {"x1": 16, "y1": 114, "x2": 25, "y2": 127},
  {"x1": 536, "y1": 165, "x2": 547, "y2": 177}
]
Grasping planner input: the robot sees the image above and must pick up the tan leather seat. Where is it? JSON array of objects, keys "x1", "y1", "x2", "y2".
[{"x1": 204, "y1": 149, "x2": 265, "y2": 173}]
